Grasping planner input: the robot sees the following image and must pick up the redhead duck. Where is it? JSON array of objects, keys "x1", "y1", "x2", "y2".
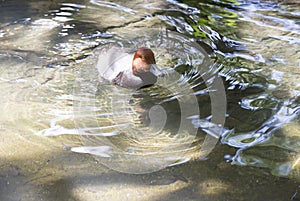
[{"x1": 97, "y1": 47, "x2": 159, "y2": 89}]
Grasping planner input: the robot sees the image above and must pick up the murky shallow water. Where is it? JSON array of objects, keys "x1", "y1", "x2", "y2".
[{"x1": 0, "y1": 0, "x2": 299, "y2": 200}]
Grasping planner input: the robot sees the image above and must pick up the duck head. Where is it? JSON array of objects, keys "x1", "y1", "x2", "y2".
[
  {"x1": 132, "y1": 47, "x2": 156, "y2": 75},
  {"x1": 131, "y1": 47, "x2": 158, "y2": 88}
]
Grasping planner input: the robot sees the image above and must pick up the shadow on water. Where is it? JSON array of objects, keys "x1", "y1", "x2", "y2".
[
  {"x1": 0, "y1": 0, "x2": 66, "y2": 23},
  {"x1": 0, "y1": 145, "x2": 299, "y2": 201}
]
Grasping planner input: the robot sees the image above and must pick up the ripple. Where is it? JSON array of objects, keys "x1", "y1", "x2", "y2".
[
  {"x1": 240, "y1": 94, "x2": 278, "y2": 111},
  {"x1": 0, "y1": 54, "x2": 79, "y2": 152},
  {"x1": 90, "y1": 0, "x2": 136, "y2": 14},
  {"x1": 223, "y1": 101, "x2": 300, "y2": 148},
  {"x1": 1, "y1": 0, "x2": 298, "y2": 179},
  {"x1": 38, "y1": 30, "x2": 228, "y2": 173}
]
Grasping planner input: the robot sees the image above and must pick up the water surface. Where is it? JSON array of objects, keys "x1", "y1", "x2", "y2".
[{"x1": 0, "y1": 0, "x2": 299, "y2": 200}]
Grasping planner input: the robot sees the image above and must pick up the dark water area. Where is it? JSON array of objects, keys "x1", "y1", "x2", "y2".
[{"x1": 0, "y1": 0, "x2": 299, "y2": 200}]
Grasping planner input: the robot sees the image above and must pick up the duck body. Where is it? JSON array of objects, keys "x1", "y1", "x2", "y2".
[{"x1": 97, "y1": 46, "x2": 158, "y2": 89}]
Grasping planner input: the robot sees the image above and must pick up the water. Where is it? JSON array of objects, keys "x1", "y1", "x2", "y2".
[{"x1": 0, "y1": 0, "x2": 299, "y2": 200}]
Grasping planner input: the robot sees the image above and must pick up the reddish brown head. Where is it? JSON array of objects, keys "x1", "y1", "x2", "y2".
[{"x1": 132, "y1": 47, "x2": 156, "y2": 76}]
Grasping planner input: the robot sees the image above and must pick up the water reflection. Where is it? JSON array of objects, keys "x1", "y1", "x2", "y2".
[
  {"x1": 181, "y1": 0, "x2": 300, "y2": 177},
  {"x1": 0, "y1": 0, "x2": 299, "y2": 199}
]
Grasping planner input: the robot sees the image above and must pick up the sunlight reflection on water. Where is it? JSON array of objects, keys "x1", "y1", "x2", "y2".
[{"x1": 0, "y1": 0, "x2": 299, "y2": 181}]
